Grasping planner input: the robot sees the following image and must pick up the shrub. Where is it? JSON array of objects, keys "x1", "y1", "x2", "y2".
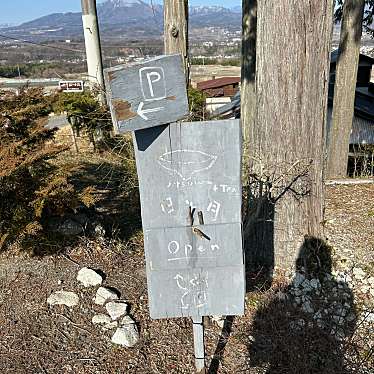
[
  {"x1": 0, "y1": 87, "x2": 95, "y2": 251},
  {"x1": 52, "y1": 90, "x2": 112, "y2": 150}
]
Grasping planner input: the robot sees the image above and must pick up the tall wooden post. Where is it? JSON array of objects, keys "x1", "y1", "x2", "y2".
[
  {"x1": 164, "y1": 2, "x2": 204, "y2": 372},
  {"x1": 164, "y1": 0, "x2": 189, "y2": 84},
  {"x1": 241, "y1": 0, "x2": 257, "y2": 160},
  {"x1": 81, "y1": 0, "x2": 105, "y2": 103},
  {"x1": 326, "y1": 0, "x2": 365, "y2": 178},
  {"x1": 245, "y1": 1, "x2": 333, "y2": 269}
]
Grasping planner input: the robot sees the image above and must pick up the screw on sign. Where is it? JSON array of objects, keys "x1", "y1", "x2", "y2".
[{"x1": 104, "y1": 56, "x2": 245, "y2": 373}]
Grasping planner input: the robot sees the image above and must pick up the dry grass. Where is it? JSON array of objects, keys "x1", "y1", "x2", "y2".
[{"x1": 0, "y1": 149, "x2": 373, "y2": 373}]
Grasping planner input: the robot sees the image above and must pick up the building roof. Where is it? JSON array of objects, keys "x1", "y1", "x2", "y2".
[
  {"x1": 214, "y1": 87, "x2": 374, "y2": 121},
  {"x1": 330, "y1": 50, "x2": 374, "y2": 67},
  {"x1": 197, "y1": 76, "x2": 240, "y2": 91}
]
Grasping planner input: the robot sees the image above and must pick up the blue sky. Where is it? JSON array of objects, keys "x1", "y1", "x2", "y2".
[{"x1": 0, "y1": 0, "x2": 240, "y2": 25}]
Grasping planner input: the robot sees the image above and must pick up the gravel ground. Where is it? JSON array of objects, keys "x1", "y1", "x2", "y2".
[{"x1": 0, "y1": 183, "x2": 373, "y2": 373}]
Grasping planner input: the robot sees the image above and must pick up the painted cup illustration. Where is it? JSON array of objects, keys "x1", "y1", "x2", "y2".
[{"x1": 158, "y1": 150, "x2": 218, "y2": 181}]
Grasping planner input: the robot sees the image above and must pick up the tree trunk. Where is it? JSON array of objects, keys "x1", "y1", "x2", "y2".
[
  {"x1": 241, "y1": 0, "x2": 257, "y2": 166},
  {"x1": 326, "y1": 0, "x2": 365, "y2": 179},
  {"x1": 244, "y1": 1, "x2": 333, "y2": 270},
  {"x1": 164, "y1": 0, "x2": 189, "y2": 83}
]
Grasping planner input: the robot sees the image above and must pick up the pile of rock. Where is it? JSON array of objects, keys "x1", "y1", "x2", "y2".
[
  {"x1": 47, "y1": 267, "x2": 139, "y2": 348},
  {"x1": 285, "y1": 263, "x2": 373, "y2": 341}
]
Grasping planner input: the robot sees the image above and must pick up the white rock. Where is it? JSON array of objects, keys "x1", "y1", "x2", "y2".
[
  {"x1": 77, "y1": 267, "x2": 103, "y2": 287},
  {"x1": 120, "y1": 315, "x2": 136, "y2": 325},
  {"x1": 106, "y1": 301, "x2": 128, "y2": 320},
  {"x1": 94, "y1": 287, "x2": 119, "y2": 305},
  {"x1": 293, "y1": 273, "x2": 306, "y2": 287},
  {"x1": 47, "y1": 291, "x2": 79, "y2": 307},
  {"x1": 353, "y1": 267, "x2": 366, "y2": 280},
  {"x1": 301, "y1": 280, "x2": 313, "y2": 292},
  {"x1": 366, "y1": 312, "x2": 374, "y2": 323},
  {"x1": 211, "y1": 315, "x2": 225, "y2": 328},
  {"x1": 361, "y1": 285, "x2": 370, "y2": 293},
  {"x1": 310, "y1": 278, "x2": 321, "y2": 289},
  {"x1": 367, "y1": 277, "x2": 374, "y2": 286},
  {"x1": 111, "y1": 325, "x2": 139, "y2": 347},
  {"x1": 302, "y1": 301, "x2": 314, "y2": 314}
]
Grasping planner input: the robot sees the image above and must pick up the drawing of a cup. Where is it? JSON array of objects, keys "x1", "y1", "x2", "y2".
[{"x1": 158, "y1": 150, "x2": 218, "y2": 181}]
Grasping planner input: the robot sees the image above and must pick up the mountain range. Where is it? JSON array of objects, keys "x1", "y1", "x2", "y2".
[{"x1": 0, "y1": 0, "x2": 242, "y2": 41}]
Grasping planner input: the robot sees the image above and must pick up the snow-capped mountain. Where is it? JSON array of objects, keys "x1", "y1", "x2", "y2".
[{"x1": 0, "y1": 1, "x2": 241, "y2": 40}]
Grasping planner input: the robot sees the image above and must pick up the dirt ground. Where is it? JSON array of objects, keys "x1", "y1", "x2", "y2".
[{"x1": 0, "y1": 154, "x2": 373, "y2": 373}]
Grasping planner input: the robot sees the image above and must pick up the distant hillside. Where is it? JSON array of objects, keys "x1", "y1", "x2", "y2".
[{"x1": 0, "y1": 0, "x2": 241, "y2": 41}]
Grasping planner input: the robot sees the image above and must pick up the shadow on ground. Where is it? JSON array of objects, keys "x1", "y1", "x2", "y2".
[{"x1": 244, "y1": 238, "x2": 357, "y2": 374}]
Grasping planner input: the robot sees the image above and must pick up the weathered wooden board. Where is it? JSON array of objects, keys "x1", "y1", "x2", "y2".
[
  {"x1": 133, "y1": 120, "x2": 245, "y2": 319},
  {"x1": 147, "y1": 264, "x2": 245, "y2": 319},
  {"x1": 104, "y1": 55, "x2": 189, "y2": 133},
  {"x1": 134, "y1": 120, "x2": 242, "y2": 229}
]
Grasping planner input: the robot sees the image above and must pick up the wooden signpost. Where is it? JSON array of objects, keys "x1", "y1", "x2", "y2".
[{"x1": 105, "y1": 55, "x2": 245, "y2": 373}]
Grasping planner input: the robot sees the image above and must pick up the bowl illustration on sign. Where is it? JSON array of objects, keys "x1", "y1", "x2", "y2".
[{"x1": 158, "y1": 150, "x2": 218, "y2": 181}]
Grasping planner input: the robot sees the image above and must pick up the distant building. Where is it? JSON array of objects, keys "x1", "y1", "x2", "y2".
[
  {"x1": 196, "y1": 76, "x2": 241, "y2": 114},
  {"x1": 197, "y1": 76, "x2": 240, "y2": 98},
  {"x1": 213, "y1": 52, "x2": 374, "y2": 147}
]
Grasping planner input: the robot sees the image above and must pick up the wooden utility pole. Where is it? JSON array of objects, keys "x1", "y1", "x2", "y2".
[
  {"x1": 241, "y1": 0, "x2": 257, "y2": 158},
  {"x1": 244, "y1": 1, "x2": 333, "y2": 269},
  {"x1": 164, "y1": 0, "x2": 189, "y2": 83},
  {"x1": 164, "y1": 3, "x2": 205, "y2": 372},
  {"x1": 81, "y1": 0, "x2": 105, "y2": 103},
  {"x1": 326, "y1": 0, "x2": 365, "y2": 178}
]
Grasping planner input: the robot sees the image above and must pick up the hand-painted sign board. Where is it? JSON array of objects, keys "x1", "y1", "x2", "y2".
[
  {"x1": 133, "y1": 120, "x2": 245, "y2": 319},
  {"x1": 59, "y1": 80, "x2": 84, "y2": 92},
  {"x1": 104, "y1": 55, "x2": 189, "y2": 133}
]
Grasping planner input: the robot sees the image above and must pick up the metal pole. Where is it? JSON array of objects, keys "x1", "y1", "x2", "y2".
[
  {"x1": 192, "y1": 316, "x2": 206, "y2": 373},
  {"x1": 81, "y1": 0, "x2": 105, "y2": 103}
]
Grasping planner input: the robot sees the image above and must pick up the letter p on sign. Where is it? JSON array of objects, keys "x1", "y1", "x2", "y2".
[{"x1": 139, "y1": 67, "x2": 166, "y2": 102}]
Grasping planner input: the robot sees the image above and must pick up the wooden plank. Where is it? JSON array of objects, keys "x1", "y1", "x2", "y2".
[
  {"x1": 104, "y1": 55, "x2": 189, "y2": 133},
  {"x1": 134, "y1": 120, "x2": 242, "y2": 229},
  {"x1": 133, "y1": 120, "x2": 245, "y2": 319}
]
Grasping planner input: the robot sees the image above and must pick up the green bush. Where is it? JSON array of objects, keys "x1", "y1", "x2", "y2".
[
  {"x1": 53, "y1": 90, "x2": 112, "y2": 149},
  {"x1": 0, "y1": 87, "x2": 95, "y2": 251}
]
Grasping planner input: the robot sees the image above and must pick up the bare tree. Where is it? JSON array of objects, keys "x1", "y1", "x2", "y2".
[
  {"x1": 326, "y1": 0, "x2": 365, "y2": 178},
  {"x1": 244, "y1": 1, "x2": 334, "y2": 269}
]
